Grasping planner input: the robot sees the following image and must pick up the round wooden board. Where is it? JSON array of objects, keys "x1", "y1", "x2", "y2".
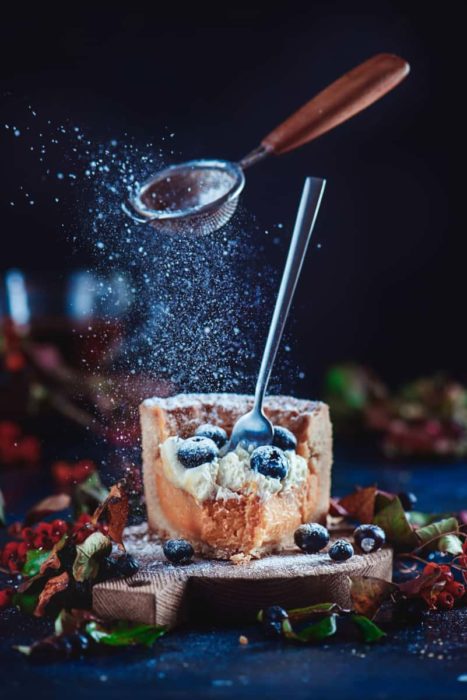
[{"x1": 93, "y1": 524, "x2": 393, "y2": 628}]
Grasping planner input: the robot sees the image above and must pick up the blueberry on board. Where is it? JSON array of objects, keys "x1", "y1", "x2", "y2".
[
  {"x1": 97, "y1": 553, "x2": 139, "y2": 581},
  {"x1": 250, "y1": 446, "x2": 289, "y2": 480},
  {"x1": 353, "y1": 524, "x2": 386, "y2": 553},
  {"x1": 195, "y1": 423, "x2": 228, "y2": 449},
  {"x1": 177, "y1": 436, "x2": 218, "y2": 468},
  {"x1": 262, "y1": 605, "x2": 289, "y2": 638},
  {"x1": 398, "y1": 491, "x2": 417, "y2": 511},
  {"x1": 114, "y1": 553, "x2": 139, "y2": 577},
  {"x1": 272, "y1": 426, "x2": 297, "y2": 451},
  {"x1": 294, "y1": 522, "x2": 330, "y2": 553},
  {"x1": 329, "y1": 539, "x2": 354, "y2": 561},
  {"x1": 163, "y1": 539, "x2": 194, "y2": 564}
]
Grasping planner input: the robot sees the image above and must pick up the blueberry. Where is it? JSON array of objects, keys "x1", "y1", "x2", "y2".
[
  {"x1": 272, "y1": 426, "x2": 297, "y2": 451},
  {"x1": 177, "y1": 436, "x2": 218, "y2": 468},
  {"x1": 163, "y1": 539, "x2": 194, "y2": 564},
  {"x1": 398, "y1": 492, "x2": 417, "y2": 511},
  {"x1": 353, "y1": 524, "x2": 386, "y2": 553},
  {"x1": 195, "y1": 423, "x2": 228, "y2": 449},
  {"x1": 250, "y1": 445, "x2": 289, "y2": 480},
  {"x1": 329, "y1": 539, "x2": 354, "y2": 561},
  {"x1": 262, "y1": 605, "x2": 288, "y2": 638},
  {"x1": 114, "y1": 553, "x2": 139, "y2": 577},
  {"x1": 97, "y1": 553, "x2": 140, "y2": 583},
  {"x1": 294, "y1": 522, "x2": 330, "y2": 553}
]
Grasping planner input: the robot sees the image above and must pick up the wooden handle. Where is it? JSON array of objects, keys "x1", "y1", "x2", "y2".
[{"x1": 261, "y1": 53, "x2": 410, "y2": 155}]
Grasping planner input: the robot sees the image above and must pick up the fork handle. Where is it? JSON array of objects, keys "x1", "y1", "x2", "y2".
[{"x1": 254, "y1": 177, "x2": 326, "y2": 411}]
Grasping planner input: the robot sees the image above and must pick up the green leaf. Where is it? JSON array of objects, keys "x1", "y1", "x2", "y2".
[
  {"x1": 438, "y1": 534, "x2": 463, "y2": 555},
  {"x1": 73, "y1": 472, "x2": 108, "y2": 517},
  {"x1": 22, "y1": 549, "x2": 52, "y2": 578},
  {"x1": 373, "y1": 496, "x2": 418, "y2": 552},
  {"x1": 12, "y1": 592, "x2": 40, "y2": 615},
  {"x1": 416, "y1": 517, "x2": 459, "y2": 551},
  {"x1": 288, "y1": 602, "x2": 340, "y2": 622},
  {"x1": 283, "y1": 614, "x2": 337, "y2": 643},
  {"x1": 407, "y1": 511, "x2": 452, "y2": 527},
  {"x1": 72, "y1": 531, "x2": 112, "y2": 581},
  {"x1": 351, "y1": 614, "x2": 386, "y2": 643},
  {"x1": 85, "y1": 621, "x2": 167, "y2": 647},
  {"x1": 14, "y1": 645, "x2": 32, "y2": 656}
]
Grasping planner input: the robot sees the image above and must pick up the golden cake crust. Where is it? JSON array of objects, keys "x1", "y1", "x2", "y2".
[{"x1": 141, "y1": 393, "x2": 332, "y2": 559}]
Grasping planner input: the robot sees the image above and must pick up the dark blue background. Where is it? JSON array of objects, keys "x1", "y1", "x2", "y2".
[{"x1": 0, "y1": 1, "x2": 463, "y2": 395}]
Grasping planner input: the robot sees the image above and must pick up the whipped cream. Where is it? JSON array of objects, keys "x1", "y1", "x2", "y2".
[{"x1": 159, "y1": 437, "x2": 308, "y2": 502}]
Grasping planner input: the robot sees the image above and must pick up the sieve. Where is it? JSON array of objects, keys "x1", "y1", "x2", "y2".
[{"x1": 124, "y1": 53, "x2": 409, "y2": 235}]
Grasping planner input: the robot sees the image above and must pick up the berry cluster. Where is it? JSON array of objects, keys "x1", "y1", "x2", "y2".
[
  {"x1": 419, "y1": 562, "x2": 466, "y2": 611},
  {"x1": 0, "y1": 421, "x2": 41, "y2": 465},
  {"x1": 0, "y1": 515, "x2": 107, "y2": 573}
]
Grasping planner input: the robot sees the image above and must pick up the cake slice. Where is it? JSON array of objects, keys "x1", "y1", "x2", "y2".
[{"x1": 141, "y1": 393, "x2": 332, "y2": 559}]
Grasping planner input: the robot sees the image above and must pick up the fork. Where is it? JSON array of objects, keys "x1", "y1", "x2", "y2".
[{"x1": 225, "y1": 176, "x2": 326, "y2": 453}]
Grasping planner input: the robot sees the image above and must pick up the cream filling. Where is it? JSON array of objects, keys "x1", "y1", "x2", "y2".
[{"x1": 159, "y1": 437, "x2": 308, "y2": 502}]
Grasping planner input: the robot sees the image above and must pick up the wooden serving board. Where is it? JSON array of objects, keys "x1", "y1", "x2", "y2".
[{"x1": 93, "y1": 524, "x2": 393, "y2": 628}]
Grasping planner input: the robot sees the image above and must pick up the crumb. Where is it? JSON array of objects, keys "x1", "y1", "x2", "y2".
[
  {"x1": 239, "y1": 635, "x2": 249, "y2": 645},
  {"x1": 230, "y1": 553, "x2": 252, "y2": 565}
]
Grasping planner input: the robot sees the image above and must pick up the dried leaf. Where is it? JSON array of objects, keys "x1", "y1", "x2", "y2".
[
  {"x1": 85, "y1": 620, "x2": 167, "y2": 647},
  {"x1": 373, "y1": 496, "x2": 418, "y2": 552},
  {"x1": 351, "y1": 614, "x2": 386, "y2": 642},
  {"x1": 329, "y1": 498, "x2": 349, "y2": 518},
  {"x1": 24, "y1": 494, "x2": 71, "y2": 526},
  {"x1": 416, "y1": 517, "x2": 459, "y2": 551},
  {"x1": 398, "y1": 568, "x2": 441, "y2": 596},
  {"x1": 339, "y1": 486, "x2": 377, "y2": 524},
  {"x1": 39, "y1": 536, "x2": 70, "y2": 575},
  {"x1": 349, "y1": 576, "x2": 398, "y2": 619},
  {"x1": 72, "y1": 531, "x2": 112, "y2": 582},
  {"x1": 93, "y1": 482, "x2": 129, "y2": 547},
  {"x1": 34, "y1": 571, "x2": 69, "y2": 617},
  {"x1": 283, "y1": 614, "x2": 337, "y2": 643}
]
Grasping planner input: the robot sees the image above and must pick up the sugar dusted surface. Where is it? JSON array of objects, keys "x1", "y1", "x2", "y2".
[
  {"x1": 142, "y1": 392, "x2": 321, "y2": 414},
  {"x1": 123, "y1": 523, "x2": 392, "y2": 579}
]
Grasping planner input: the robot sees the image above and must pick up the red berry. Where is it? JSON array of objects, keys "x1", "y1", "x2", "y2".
[
  {"x1": 422, "y1": 563, "x2": 441, "y2": 578},
  {"x1": 445, "y1": 581, "x2": 465, "y2": 599},
  {"x1": 0, "y1": 421, "x2": 20, "y2": 443},
  {"x1": 0, "y1": 541, "x2": 26, "y2": 573},
  {"x1": 17, "y1": 436, "x2": 41, "y2": 463},
  {"x1": 4, "y1": 351, "x2": 26, "y2": 372},
  {"x1": 439, "y1": 565, "x2": 454, "y2": 582},
  {"x1": 437, "y1": 591, "x2": 454, "y2": 610},
  {"x1": 50, "y1": 519, "x2": 68, "y2": 542},
  {"x1": 0, "y1": 588, "x2": 14, "y2": 610},
  {"x1": 7, "y1": 522, "x2": 23, "y2": 538}
]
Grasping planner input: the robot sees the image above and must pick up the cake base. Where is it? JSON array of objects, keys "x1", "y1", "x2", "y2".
[{"x1": 93, "y1": 524, "x2": 393, "y2": 628}]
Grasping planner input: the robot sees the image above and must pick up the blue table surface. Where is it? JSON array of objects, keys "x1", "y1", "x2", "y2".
[{"x1": 1, "y1": 449, "x2": 466, "y2": 700}]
